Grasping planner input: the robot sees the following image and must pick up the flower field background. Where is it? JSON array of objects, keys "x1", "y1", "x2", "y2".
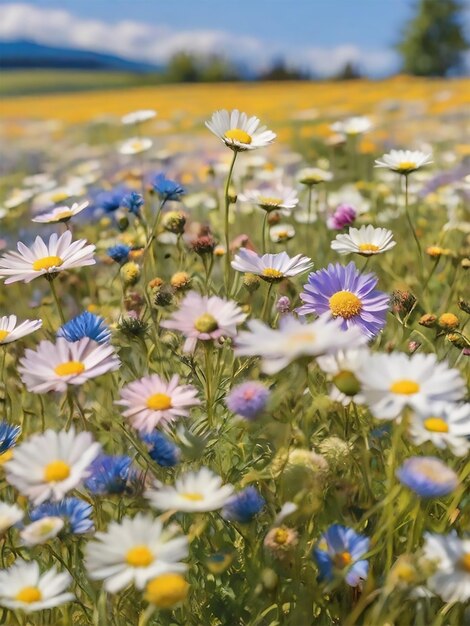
[{"x1": 0, "y1": 77, "x2": 470, "y2": 626}]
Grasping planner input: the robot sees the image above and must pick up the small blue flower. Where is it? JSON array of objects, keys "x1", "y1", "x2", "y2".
[
  {"x1": 0, "y1": 422, "x2": 21, "y2": 455},
  {"x1": 107, "y1": 244, "x2": 131, "y2": 264},
  {"x1": 58, "y1": 312, "x2": 111, "y2": 344},
  {"x1": 313, "y1": 524, "x2": 370, "y2": 587},
  {"x1": 84, "y1": 454, "x2": 133, "y2": 495},
  {"x1": 222, "y1": 487, "x2": 265, "y2": 523},
  {"x1": 30, "y1": 498, "x2": 93, "y2": 534},
  {"x1": 152, "y1": 173, "x2": 185, "y2": 201},
  {"x1": 95, "y1": 187, "x2": 130, "y2": 213},
  {"x1": 142, "y1": 431, "x2": 180, "y2": 467},
  {"x1": 396, "y1": 456, "x2": 458, "y2": 498},
  {"x1": 122, "y1": 191, "x2": 144, "y2": 217},
  {"x1": 225, "y1": 381, "x2": 270, "y2": 420}
]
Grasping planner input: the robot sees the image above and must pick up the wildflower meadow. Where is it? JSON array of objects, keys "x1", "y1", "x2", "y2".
[{"x1": 0, "y1": 79, "x2": 469, "y2": 626}]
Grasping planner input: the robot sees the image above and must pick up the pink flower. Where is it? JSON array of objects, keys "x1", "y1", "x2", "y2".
[{"x1": 327, "y1": 204, "x2": 356, "y2": 230}]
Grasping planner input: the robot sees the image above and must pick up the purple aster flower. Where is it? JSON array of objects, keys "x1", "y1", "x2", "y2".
[
  {"x1": 327, "y1": 204, "x2": 356, "y2": 230},
  {"x1": 222, "y1": 487, "x2": 265, "y2": 523},
  {"x1": 225, "y1": 381, "x2": 270, "y2": 420},
  {"x1": 276, "y1": 296, "x2": 291, "y2": 314},
  {"x1": 396, "y1": 457, "x2": 459, "y2": 498},
  {"x1": 296, "y1": 262, "x2": 389, "y2": 339},
  {"x1": 313, "y1": 524, "x2": 369, "y2": 587}
]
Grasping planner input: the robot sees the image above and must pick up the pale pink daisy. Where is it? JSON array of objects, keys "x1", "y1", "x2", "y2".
[
  {"x1": 116, "y1": 374, "x2": 201, "y2": 434},
  {"x1": 161, "y1": 291, "x2": 247, "y2": 353},
  {"x1": 0, "y1": 315, "x2": 42, "y2": 345}
]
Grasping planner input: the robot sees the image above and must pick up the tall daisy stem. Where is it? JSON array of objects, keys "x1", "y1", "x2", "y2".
[
  {"x1": 224, "y1": 151, "x2": 238, "y2": 292},
  {"x1": 261, "y1": 212, "x2": 268, "y2": 254},
  {"x1": 47, "y1": 276, "x2": 66, "y2": 325},
  {"x1": 261, "y1": 282, "x2": 274, "y2": 322},
  {"x1": 403, "y1": 174, "x2": 423, "y2": 277}
]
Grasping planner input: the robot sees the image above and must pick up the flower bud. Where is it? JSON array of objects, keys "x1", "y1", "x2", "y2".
[
  {"x1": 120, "y1": 261, "x2": 140, "y2": 286},
  {"x1": 458, "y1": 298, "x2": 470, "y2": 315},
  {"x1": 438, "y1": 312, "x2": 459, "y2": 330},
  {"x1": 419, "y1": 313, "x2": 437, "y2": 328},
  {"x1": 243, "y1": 273, "x2": 261, "y2": 293},
  {"x1": 332, "y1": 370, "x2": 361, "y2": 397},
  {"x1": 170, "y1": 272, "x2": 191, "y2": 291},
  {"x1": 162, "y1": 211, "x2": 186, "y2": 235}
]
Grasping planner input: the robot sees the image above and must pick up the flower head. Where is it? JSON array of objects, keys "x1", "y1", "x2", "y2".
[
  {"x1": 152, "y1": 173, "x2": 185, "y2": 201},
  {"x1": 225, "y1": 381, "x2": 270, "y2": 420},
  {"x1": 409, "y1": 402, "x2": 470, "y2": 456},
  {"x1": 298, "y1": 167, "x2": 333, "y2": 185},
  {"x1": 20, "y1": 517, "x2": 64, "y2": 546},
  {"x1": 238, "y1": 185, "x2": 298, "y2": 214},
  {"x1": 119, "y1": 137, "x2": 152, "y2": 155},
  {"x1": 396, "y1": 457, "x2": 458, "y2": 498},
  {"x1": 206, "y1": 109, "x2": 276, "y2": 151},
  {"x1": 142, "y1": 431, "x2": 181, "y2": 467},
  {"x1": 0, "y1": 502, "x2": 23, "y2": 534},
  {"x1": 0, "y1": 231, "x2": 95, "y2": 284},
  {"x1": 107, "y1": 244, "x2": 131, "y2": 264},
  {"x1": 19, "y1": 337, "x2": 120, "y2": 393},
  {"x1": 327, "y1": 204, "x2": 357, "y2": 230},
  {"x1": 313, "y1": 524, "x2": 369, "y2": 587},
  {"x1": 232, "y1": 249, "x2": 312, "y2": 282},
  {"x1": 375, "y1": 149, "x2": 433, "y2": 174},
  {"x1": 0, "y1": 422, "x2": 21, "y2": 456},
  {"x1": 122, "y1": 191, "x2": 144, "y2": 216},
  {"x1": 84, "y1": 454, "x2": 133, "y2": 495},
  {"x1": 30, "y1": 497, "x2": 94, "y2": 534},
  {"x1": 144, "y1": 573, "x2": 189, "y2": 608},
  {"x1": 57, "y1": 312, "x2": 111, "y2": 344},
  {"x1": 331, "y1": 225, "x2": 396, "y2": 256},
  {"x1": 317, "y1": 348, "x2": 370, "y2": 405},
  {"x1": 222, "y1": 487, "x2": 265, "y2": 523},
  {"x1": 423, "y1": 532, "x2": 470, "y2": 603},
  {"x1": 0, "y1": 315, "x2": 42, "y2": 345},
  {"x1": 264, "y1": 526, "x2": 299, "y2": 560},
  {"x1": 297, "y1": 262, "x2": 389, "y2": 339},
  {"x1": 331, "y1": 116, "x2": 372, "y2": 136},
  {"x1": 121, "y1": 109, "x2": 156, "y2": 125},
  {"x1": 32, "y1": 201, "x2": 89, "y2": 224}
]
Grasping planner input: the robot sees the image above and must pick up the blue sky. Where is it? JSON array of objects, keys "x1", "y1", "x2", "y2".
[{"x1": 0, "y1": 1, "x2": 467, "y2": 75}]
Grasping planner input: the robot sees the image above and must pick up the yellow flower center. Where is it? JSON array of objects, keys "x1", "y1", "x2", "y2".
[
  {"x1": 146, "y1": 393, "x2": 172, "y2": 411},
  {"x1": 290, "y1": 331, "x2": 316, "y2": 345},
  {"x1": 261, "y1": 268, "x2": 284, "y2": 279},
  {"x1": 126, "y1": 545, "x2": 154, "y2": 567},
  {"x1": 55, "y1": 210, "x2": 73, "y2": 221},
  {"x1": 194, "y1": 313, "x2": 218, "y2": 333},
  {"x1": 423, "y1": 417, "x2": 449, "y2": 433},
  {"x1": 274, "y1": 528, "x2": 289, "y2": 545},
  {"x1": 32, "y1": 255, "x2": 63, "y2": 271},
  {"x1": 54, "y1": 361, "x2": 85, "y2": 377},
  {"x1": 51, "y1": 191, "x2": 69, "y2": 203},
  {"x1": 15, "y1": 586, "x2": 42, "y2": 604},
  {"x1": 258, "y1": 196, "x2": 282, "y2": 207},
  {"x1": 275, "y1": 230, "x2": 290, "y2": 240},
  {"x1": 0, "y1": 449, "x2": 13, "y2": 465},
  {"x1": 145, "y1": 573, "x2": 189, "y2": 608},
  {"x1": 182, "y1": 492, "x2": 204, "y2": 501},
  {"x1": 334, "y1": 551, "x2": 352, "y2": 568},
  {"x1": 459, "y1": 553, "x2": 470, "y2": 573},
  {"x1": 389, "y1": 379, "x2": 420, "y2": 395},
  {"x1": 398, "y1": 161, "x2": 416, "y2": 171},
  {"x1": 224, "y1": 128, "x2": 252, "y2": 144},
  {"x1": 43, "y1": 460, "x2": 71, "y2": 482},
  {"x1": 0, "y1": 330, "x2": 9, "y2": 342},
  {"x1": 329, "y1": 291, "x2": 362, "y2": 319},
  {"x1": 358, "y1": 243, "x2": 379, "y2": 252}
]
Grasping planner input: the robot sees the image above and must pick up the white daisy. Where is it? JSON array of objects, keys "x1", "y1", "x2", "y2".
[
  {"x1": 409, "y1": 402, "x2": 470, "y2": 456},
  {"x1": 0, "y1": 231, "x2": 95, "y2": 284},
  {"x1": 119, "y1": 137, "x2": 153, "y2": 155},
  {"x1": 0, "y1": 502, "x2": 23, "y2": 534},
  {"x1": 297, "y1": 167, "x2": 333, "y2": 185},
  {"x1": 0, "y1": 561, "x2": 74, "y2": 612},
  {"x1": 121, "y1": 109, "x2": 157, "y2": 125},
  {"x1": 317, "y1": 348, "x2": 370, "y2": 405},
  {"x1": 0, "y1": 315, "x2": 42, "y2": 345},
  {"x1": 423, "y1": 533, "x2": 470, "y2": 603},
  {"x1": 32, "y1": 182, "x2": 86, "y2": 213},
  {"x1": 32, "y1": 201, "x2": 89, "y2": 224},
  {"x1": 238, "y1": 185, "x2": 299, "y2": 214},
  {"x1": 270, "y1": 224, "x2": 296, "y2": 243},
  {"x1": 19, "y1": 337, "x2": 120, "y2": 393},
  {"x1": 234, "y1": 315, "x2": 366, "y2": 375},
  {"x1": 206, "y1": 109, "x2": 276, "y2": 151},
  {"x1": 331, "y1": 225, "x2": 396, "y2": 256},
  {"x1": 331, "y1": 116, "x2": 372, "y2": 136},
  {"x1": 146, "y1": 467, "x2": 234, "y2": 513},
  {"x1": 5, "y1": 427, "x2": 101, "y2": 504},
  {"x1": 3, "y1": 188, "x2": 35, "y2": 209},
  {"x1": 116, "y1": 374, "x2": 201, "y2": 434},
  {"x1": 357, "y1": 353, "x2": 466, "y2": 420},
  {"x1": 84, "y1": 514, "x2": 188, "y2": 594},
  {"x1": 374, "y1": 150, "x2": 433, "y2": 174},
  {"x1": 20, "y1": 517, "x2": 64, "y2": 546},
  {"x1": 231, "y1": 249, "x2": 312, "y2": 282}
]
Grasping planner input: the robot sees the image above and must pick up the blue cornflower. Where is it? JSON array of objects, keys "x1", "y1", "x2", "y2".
[
  {"x1": 30, "y1": 497, "x2": 93, "y2": 534},
  {"x1": 122, "y1": 191, "x2": 144, "y2": 217},
  {"x1": 57, "y1": 312, "x2": 111, "y2": 344},
  {"x1": 95, "y1": 187, "x2": 129, "y2": 213},
  {"x1": 107, "y1": 244, "x2": 131, "y2": 264},
  {"x1": 225, "y1": 381, "x2": 270, "y2": 420},
  {"x1": 222, "y1": 487, "x2": 265, "y2": 523},
  {"x1": 0, "y1": 421, "x2": 21, "y2": 456},
  {"x1": 313, "y1": 524, "x2": 370, "y2": 587},
  {"x1": 84, "y1": 454, "x2": 133, "y2": 495},
  {"x1": 142, "y1": 431, "x2": 180, "y2": 467},
  {"x1": 396, "y1": 456, "x2": 458, "y2": 498},
  {"x1": 152, "y1": 173, "x2": 185, "y2": 201}
]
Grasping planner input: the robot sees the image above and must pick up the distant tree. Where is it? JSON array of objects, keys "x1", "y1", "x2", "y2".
[
  {"x1": 166, "y1": 52, "x2": 199, "y2": 82},
  {"x1": 199, "y1": 55, "x2": 240, "y2": 82},
  {"x1": 397, "y1": 0, "x2": 469, "y2": 76},
  {"x1": 258, "y1": 59, "x2": 310, "y2": 81},
  {"x1": 334, "y1": 61, "x2": 362, "y2": 80}
]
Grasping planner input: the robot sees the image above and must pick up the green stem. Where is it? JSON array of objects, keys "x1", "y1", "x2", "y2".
[
  {"x1": 138, "y1": 605, "x2": 156, "y2": 626},
  {"x1": 224, "y1": 150, "x2": 238, "y2": 292},
  {"x1": 261, "y1": 282, "x2": 274, "y2": 322},
  {"x1": 204, "y1": 343, "x2": 214, "y2": 426},
  {"x1": 47, "y1": 276, "x2": 66, "y2": 324},
  {"x1": 306, "y1": 185, "x2": 313, "y2": 224},
  {"x1": 261, "y1": 212, "x2": 268, "y2": 254},
  {"x1": 403, "y1": 174, "x2": 423, "y2": 278}
]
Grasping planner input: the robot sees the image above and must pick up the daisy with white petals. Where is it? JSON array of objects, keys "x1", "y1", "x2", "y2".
[
  {"x1": 0, "y1": 502, "x2": 23, "y2": 534},
  {"x1": 19, "y1": 337, "x2": 120, "y2": 393},
  {"x1": 146, "y1": 467, "x2": 234, "y2": 512},
  {"x1": 121, "y1": 109, "x2": 157, "y2": 125},
  {"x1": 270, "y1": 224, "x2": 296, "y2": 243},
  {"x1": 0, "y1": 315, "x2": 42, "y2": 345},
  {"x1": 20, "y1": 517, "x2": 64, "y2": 546},
  {"x1": 317, "y1": 348, "x2": 370, "y2": 405},
  {"x1": 357, "y1": 353, "x2": 466, "y2": 420},
  {"x1": 0, "y1": 561, "x2": 74, "y2": 613},
  {"x1": 119, "y1": 137, "x2": 153, "y2": 155},
  {"x1": 0, "y1": 231, "x2": 95, "y2": 284},
  {"x1": 331, "y1": 116, "x2": 372, "y2": 137},
  {"x1": 331, "y1": 225, "x2": 396, "y2": 256},
  {"x1": 32, "y1": 201, "x2": 89, "y2": 224},
  {"x1": 85, "y1": 514, "x2": 188, "y2": 593},
  {"x1": 117, "y1": 374, "x2": 200, "y2": 434},
  {"x1": 206, "y1": 109, "x2": 276, "y2": 151},
  {"x1": 423, "y1": 533, "x2": 470, "y2": 603},
  {"x1": 375, "y1": 149, "x2": 433, "y2": 174},
  {"x1": 409, "y1": 402, "x2": 470, "y2": 456},
  {"x1": 5, "y1": 428, "x2": 101, "y2": 504},
  {"x1": 238, "y1": 185, "x2": 299, "y2": 214},
  {"x1": 232, "y1": 249, "x2": 312, "y2": 282}
]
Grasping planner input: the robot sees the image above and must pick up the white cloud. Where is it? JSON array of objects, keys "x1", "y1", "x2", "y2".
[{"x1": 0, "y1": 3, "x2": 398, "y2": 76}]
